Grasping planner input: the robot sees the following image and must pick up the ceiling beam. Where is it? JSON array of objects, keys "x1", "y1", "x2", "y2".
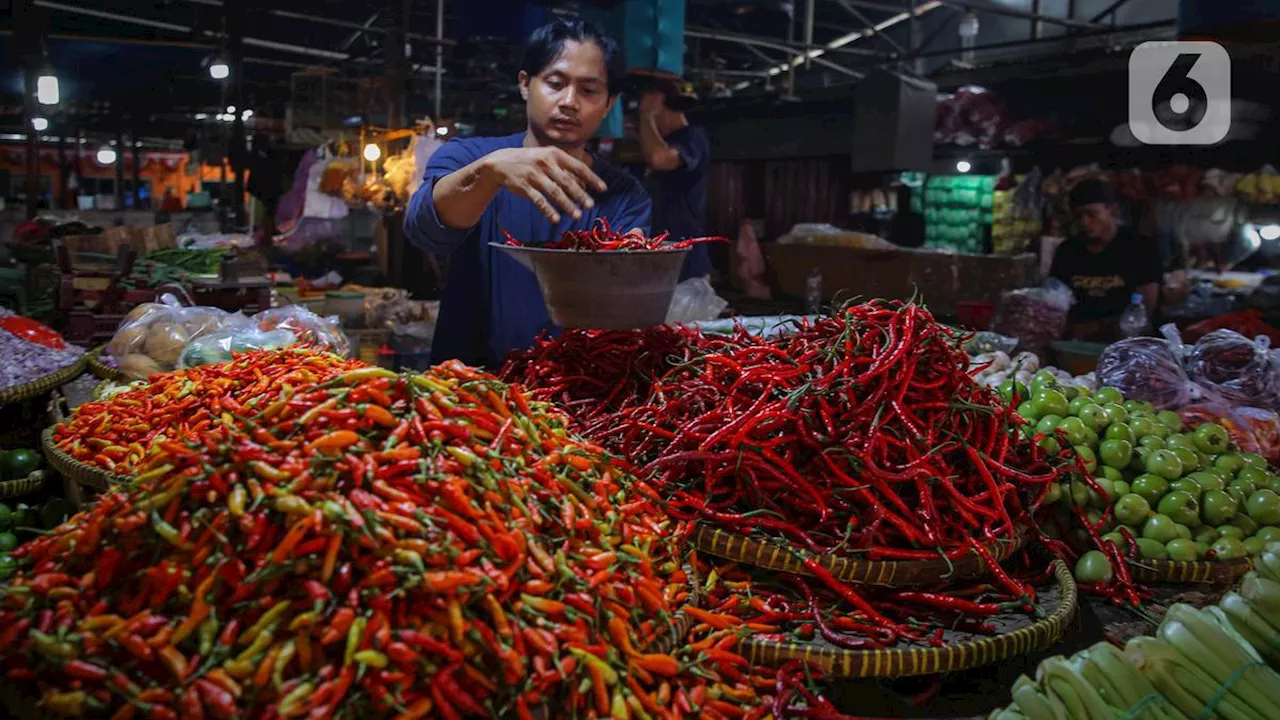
[
  {"x1": 831, "y1": 0, "x2": 905, "y2": 54},
  {"x1": 170, "y1": 0, "x2": 455, "y2": 46},
  {"x1": 937, "y1": 0, "x2": 1107, "y2": 31},
  {"x1": 684, "y1": 29, "x2": 864, "y2": 77},
  {"x1": 685, "y1": 27, "x2": 887, "y2": 57},
  {"x1": 731, "y1": 1, "x2": 944, "y2": 90},
  {"x1": 1091, "y1": 0, "x2": 1136, "y2": 24}
]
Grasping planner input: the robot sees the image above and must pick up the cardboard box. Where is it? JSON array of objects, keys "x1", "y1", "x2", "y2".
[{"x1": 767, "y1": 238, "x2": 1036, "y2": 317}]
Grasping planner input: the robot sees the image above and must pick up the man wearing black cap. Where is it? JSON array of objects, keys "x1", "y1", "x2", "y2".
[
  {"x1": 1050, "y1": 178, "x2": 1162, "y2": 340},
  {"x1": 637, "y1": 75, "x2": 711, "y2": 281}
]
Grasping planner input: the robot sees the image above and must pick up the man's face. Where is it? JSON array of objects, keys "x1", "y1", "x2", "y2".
[
  {"x1": 1074, "y1": 202, "x2": 1118, "y2": 243},
  {"x1": 520, "y1": 40, "x2": 615, "y2": 148}
]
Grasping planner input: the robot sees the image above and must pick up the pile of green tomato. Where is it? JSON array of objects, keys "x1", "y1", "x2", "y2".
[{"x1": 1003, "y1": 371, "x2": 1280, "y2": 584}]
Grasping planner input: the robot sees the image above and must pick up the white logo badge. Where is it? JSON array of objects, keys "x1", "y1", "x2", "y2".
[{"x1": 1128, "y1": 41, "x2": 1231, "y2": 146}]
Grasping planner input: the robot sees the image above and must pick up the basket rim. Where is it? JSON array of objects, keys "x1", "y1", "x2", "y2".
[
  {"x1": 1127, "y1": 555, "x2": 1252, "y2": 585},
  {"x1": 691, "y1": 523, "x2": 1025, "y2": 588},
  {"x1": 737, "y1": 559, "x2": 1078, "y2": 678},
  {"x1": 87, "y1": 345, "x2": 126, "y2": 382},
  {"x1": 41, "y1": 426, "x2": 129, "y2": 491},
  {"x1": 0, "y1": 356, "x2": 87, "y2": 407},
  {"x1": 489, "y1": 241, "x2": 693, "y2": 257}
]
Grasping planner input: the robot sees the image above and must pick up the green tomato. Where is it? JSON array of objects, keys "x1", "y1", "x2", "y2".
[
  {"x1": 1228, "y1": 477, "x2": 1258, "y2": 496},
  {"x1": 1113, "y1": 494, "x2": 1152, "y2": 526},
  {"x1": 0, "y1": 532, "x2": 15, "y2": 552},
  {"x1": 1202, "y1": 490, "x2": 1238, "y2": 526},
  {"x1": 1077, "y1": 404, "x2": 1109, "y2": 433},
  {"x1": 1146, "y1": 449, "x2": 1184, "y2": 481},
  {"x1": 1156, "y1": 490, "x2": 1201, "y2": 526},
  {"x1": 1218, "y1": 525, "x2": 1246, "y2": 540},
  {"x1": 1031, "y1": 369, "x2": 1059, "y2": 393},
  {"x1": 1166, "y1": 538, "x2": 1200, "y2": 561},
  {"x1": 1105, "y1": 422, "x2": 1135, "y2": 444},
  {"x1": 1194, "y1": 525, "x2": 1221, "y2": 544},
  {"x1": 1036, "y1": 415, "x2": 1065, "y2": 436},
  {"x1": 1240, "y1": 452, "x2": 1269, "y2": 472},
  {"x1": 1172, "y1": 447, "x2": 1201, "y2": 473},
  {"x1": 1243, "y1": 536, "x2": 1267, "y2": 556},
  {"x1": 1074, "y1": 446, "x2": 1099, "y2": 475},
  {"x1": 1246, "y1": 489, "x2": 1280, "y2": 525},
  {"x1": 1086, "y1": 509, "x2": 1112, "y2": 533},
  {"x1": 1131, "y1": 474, "x2": 1171, "y2": 506},
  {"x1": 1165, "y1": 434, "x2": 1197, "y2": 452},
  {"x1": 1017, "y1": 401, "x2": 1039, "y2": 421},
  {"x1": 1231, "y1": 514, "x2": 1260, "y2": 537},
  {"x1": 998, "y1": 379, "x2": 1030, "y2": 404},
  {"x1": 1098, "y1": 466, "x2": 1124, "y2": 483},
  {"x1": 1101, "y1": 403, "x2": 1129, "y2": 426},
  {"x1": 1136, "y1": 537, "x2": 1170, "y2": 560},
  {"x1": 1057, "y1": 417, "x2": 1089, "y2": 446},
  {"x1": 1211, "y1": 536, "x2": 1248, "y2": 560},
  {"x1": 1068, "y1": 396, "x2": 1095, "y2": 416},
  {"x1": 1034, "y1": 388, "x2": 1070, "y2": 418},
  {"x1": 1074, "y1": 550, "x2": 1114, "y2": 584},
  {"x1": 1237, "y1": 467, "x2": 1274, "y2": 487},
  {"x1": 0, "y1": 504, "x2": 11, "y2": 532},
  {"x1": 1150, "y1": 423, "x2": 1171, "y2": 440},
  {"x1": 1094, "y1": 387, "x2": 1125, "y2": 406},
  {"x1": 1042, "y1": 482, "x2": 1064, "y2": 506},
  {"x1": 1123, "y1": 398, "x2": 1147, "y2": 411},
  {"x1": 1255, "y1": 526, "x2": 1280, "y2": 544},
  {"x1": 1112, "y1": 479, "x2": 1131, "y2": 497},
  {"x1": 1138, "y1": 435, "x2": 1167, "y2": 451},
  {"x1": 1170, "y1": 478, "x2": 1204, "y2": 499},
  {"x1": 1192, "y1": 423, "x2": 1231, "y2": 455},
  {"x1": 1129, "y1": 416, "x2": 1158, "y2": 439},
  {"x1": 0, "y1": 554, "x2": 15, "y2": 580},
  {"x1": 1089, "y1": 478, "x2": 1117, "y2": 508},
  {"x1": 1039, "y1": 435, "x2": 1062, "y2": 455},
  {"x1": 1156, "y1": 410, "x2": 1185, "y2": 432},
  {"x1": 1196, "y1": 541, "x2": 1212, "y2": 557},
  {"x1": 1099, "y1": 439, "x2": 1134, "y2": 470},
  {"x1": 1101, "y1": 531, "x2": 1126, "y2": 549},
  {"x1": 1214, "y1": 453, "x2": 1246, "y2": 476},
  {"x1": 1189, "y1": 471, "x2": 1226, "y2": 492},
  {"x1": 1069, "y1": 480, "x2": 1091, "y2": 508},
  {"x1": 1132, "y1": 446, "x2": 1154, "y2": 473},
  {"x1": 1174, "y1": 523, "x2": 1193, "y2": 540},
  {"x1": 1143, "y1": 514, "x2": 1181, "y2": 544}
]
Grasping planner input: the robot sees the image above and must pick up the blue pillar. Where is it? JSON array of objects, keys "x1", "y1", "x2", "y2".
[{"x1": 582, "y1": 0, "x2": 686, "y2": 138}]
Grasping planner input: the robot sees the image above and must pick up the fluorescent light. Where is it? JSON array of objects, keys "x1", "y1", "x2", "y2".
[
  {"x1": 241, "y1": 109, "x2": 253, "y2": 119},
  {"x1": 209, "y1": 59, "x2": 229, "y2": 80},
  {"x1": 36, "y1": 72, "x2": 59, "y2": 105},
  {"x1": 1260, "y1": 224, "x2": 1280, "y2": 241},
  {"x1": 956, "y1": 160, "x2": 972, "y2": 173},
  {"x1": 195, "y1": 113, "x2": 208, "y2": 120},
  {"x1": 362, "y1": 143, "x2": 382, "y2": 162},
  {"x1": 226, "y1": 105, "x2": 236, "y2": 114},
  {"x1": 96, "y1": 146, "x2": 118, "y2": 165},
  {"x1": 31, "y1": 117, "x2": 49, "y2": 131}
]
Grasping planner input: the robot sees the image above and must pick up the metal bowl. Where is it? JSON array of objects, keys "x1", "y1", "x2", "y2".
[{"x1": 492, "y1": 243, "x2": 689, "y2": 330}]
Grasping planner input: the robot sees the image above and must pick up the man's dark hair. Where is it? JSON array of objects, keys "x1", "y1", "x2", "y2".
[
  {"x1": 1068, "y1": 178, "x2": 1117, "y2": 208},
  {"x1": 521, "y1": 19, "x2": 626, "y2": 96}
]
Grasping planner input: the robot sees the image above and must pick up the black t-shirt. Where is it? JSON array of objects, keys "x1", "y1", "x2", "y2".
[{"x1": 1049, "y1": 229, "x2": 1162, "y2": 321}]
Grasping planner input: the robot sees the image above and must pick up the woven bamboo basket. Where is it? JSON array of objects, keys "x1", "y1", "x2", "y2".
[
  {"x1": 86, "y1": 345, "x2": 124, "y2": 382},
  {"x1": 737, "y1": 559, "x2": 1077, "y2": 678},
  {"x1": 0, "y1": 469, "x2": 46, "y2": 500},
  {"x1": 0, "y1": 358, "x2": 86, "y2": 408},
  {"x1": 1127, "y1": 556, "x2": 1252, "y2": 585},
  {"x1": 41, "y1": 426, "x2": 128, "y2": 492},
  {"x1": 692, "y1": 524, "x2": 1024, "y2": 589}
]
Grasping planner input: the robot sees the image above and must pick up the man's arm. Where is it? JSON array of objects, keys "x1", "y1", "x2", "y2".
[{"x1": 638, "y1": 91, "x2": 682, "y2": 172}]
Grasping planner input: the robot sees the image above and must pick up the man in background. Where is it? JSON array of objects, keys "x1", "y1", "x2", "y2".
[{"x1": 636, "y1": 72, "x2": 711, "y2": 281}]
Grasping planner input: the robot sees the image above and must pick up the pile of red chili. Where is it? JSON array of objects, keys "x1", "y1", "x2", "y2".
[
  {"x1": 6, "y1": 349, "x2": 802, "y2": 718},
  {"x1": 506, "y1": 302, "x2": 1065, "y2": 602},
  {"x1": 503, "y1": 218, "x2": 726, "y2": 251}
]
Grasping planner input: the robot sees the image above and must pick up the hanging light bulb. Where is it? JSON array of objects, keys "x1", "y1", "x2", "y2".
[
  {"x1": 209, "y1": 56, "x2": 230, "y2": 80},
  {"x1": 96, "y1": 145, "x2": 118, "y2": 165},
  {"x1": 36, "y1": 64, "x2": 59, "y2": 105},
  {"x1": 31, "y1": 117, "x2": 49, "y2": 132},
  {"x1": 362, "y1": 143, "x2": 382, "y2": 162},
  {"x1": 956, "y1": 160, "x2": 972, "y2": 173}
]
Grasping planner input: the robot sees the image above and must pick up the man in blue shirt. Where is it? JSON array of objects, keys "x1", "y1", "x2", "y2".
[
  {"x1": 637, "y1": 76, "x2": 712, "y2": 281},
  {"x1": 405, "y1": 19, "x2": 650, "y2": 366}
]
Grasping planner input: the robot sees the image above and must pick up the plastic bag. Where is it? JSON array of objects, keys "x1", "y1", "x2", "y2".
[
  {"x1": 109, "y1": 294, "x2": 237, "y2": 380},
  {"x1": 962, "y1": 331, "x2": 1019, "y2": 356},
  {"x1": 666, "y1": 277, "x2": 728, "y2": 325},
  {"x1": 732, "y1": 219, "x2": 770, "y2": 300},
  {"x1": 179, "y1": 326, "x2": 297, "y2": 369},
  {"x1": 255, "y1": 306, "x2": 350, "y2": 357},
  {"x1": 1184, "y1": 329, "x2": 1280, "y2": 411},
  {"x1": 1096, "y1": 336, "x2": 1206, "y2": 409},
  {"x1": 1176, "y1": 403, "x2": 1280, "y2": 459},
  {"x1": 991, "y1": 278, "x2": 1074, "y2": 361}
]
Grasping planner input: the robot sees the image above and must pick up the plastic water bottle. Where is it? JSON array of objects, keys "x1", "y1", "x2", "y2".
[
  {"x1": 1118, "y1": 293, "x2": 1150, "y2": 338},
  {"x1": 805, "y1": 267, "x2": 823, "y2": 314}
]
